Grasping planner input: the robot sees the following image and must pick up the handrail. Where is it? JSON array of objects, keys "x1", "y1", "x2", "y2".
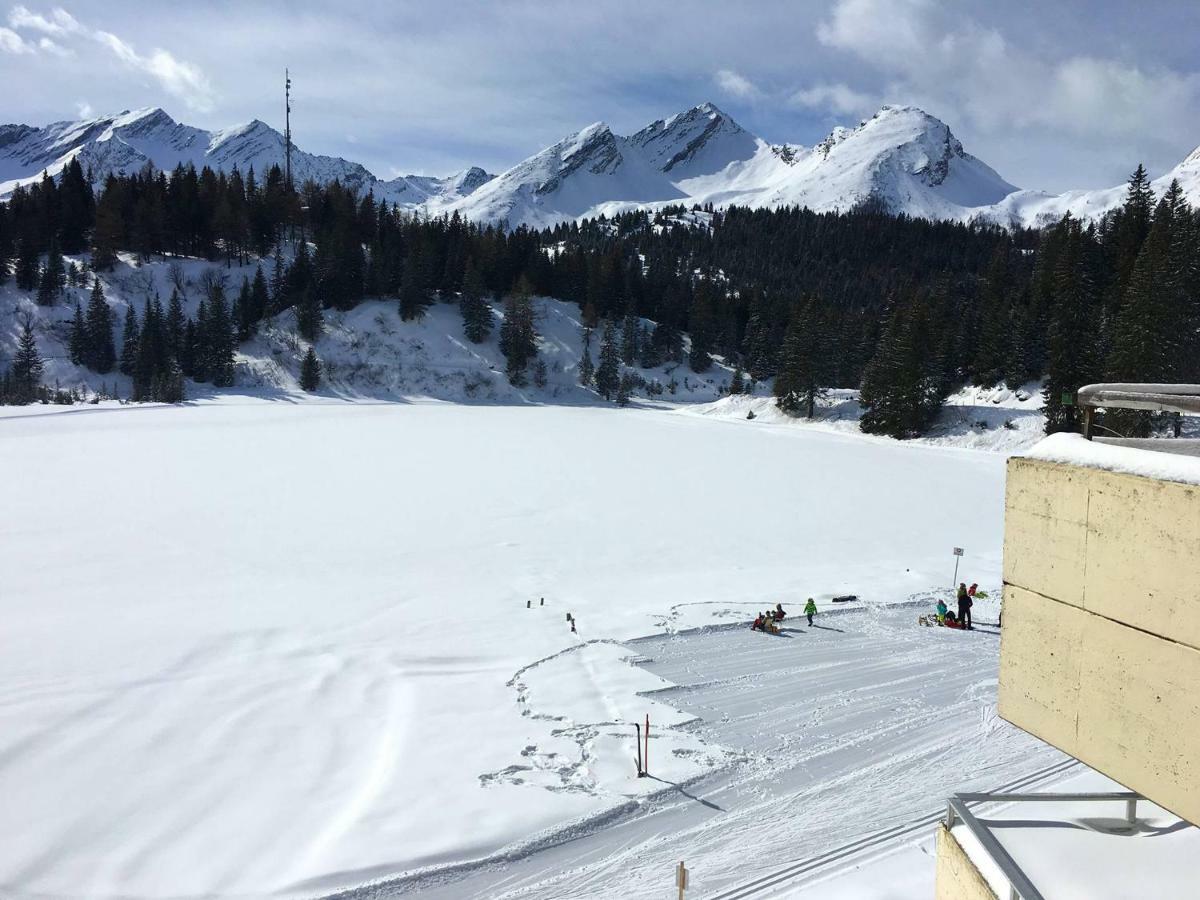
[
  {"x1": 946, "y1": 798, "x2": 1046, "y2": 900},
  {"x1": 945, "y1": 790, "x2": 1144, "y2": 900},
  {"x1": 1076, "y1": 383, "x2": 1200, "y2": 439}
]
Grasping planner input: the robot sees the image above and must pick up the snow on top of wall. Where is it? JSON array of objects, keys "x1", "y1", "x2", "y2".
[{"x1": 1023, "y1": 432, "x2": 1200, "y2": 486}]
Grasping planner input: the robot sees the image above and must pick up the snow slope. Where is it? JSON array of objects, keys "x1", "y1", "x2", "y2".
[
  {"x1": 0, "y1": 401, "x2": 1048, "y2": 900},
  {"x1": 8, "y1": 102, "x2": 1198, "y2": 228},
  {"x1": 0, "y1": 252, "x2": 735, "y2": 406}
]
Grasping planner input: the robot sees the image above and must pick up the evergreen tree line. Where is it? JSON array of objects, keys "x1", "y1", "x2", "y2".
[{"x1": 1, "y1": 162, "x2": 1196, "y2": 432}]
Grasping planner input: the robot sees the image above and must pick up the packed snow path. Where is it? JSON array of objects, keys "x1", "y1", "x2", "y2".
[
  {"x1": 2, "y1": 401, "x2": 1033, "y2": 899},
  {"x1": 353, "y1": 607, "x2": 1070, "y2": 900}
]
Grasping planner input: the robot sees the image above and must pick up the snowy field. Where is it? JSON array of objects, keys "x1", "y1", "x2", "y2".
[{"x1": 1, "y1": 400, "x2": 1059, "y2": 899}]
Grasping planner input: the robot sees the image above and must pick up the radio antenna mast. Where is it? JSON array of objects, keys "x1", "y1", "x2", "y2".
[{"x1": 284, "y1": 68, "x2": 293, "y2": 191}]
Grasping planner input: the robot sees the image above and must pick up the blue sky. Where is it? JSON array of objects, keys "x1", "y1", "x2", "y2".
[{"x1": 2, "y1": 0, "x2": 1199, "y2": 192}]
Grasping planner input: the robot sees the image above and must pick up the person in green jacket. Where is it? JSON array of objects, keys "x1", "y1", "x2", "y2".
[{"x1": 804, "y1": 597, "x2": 818, "y2": 626}]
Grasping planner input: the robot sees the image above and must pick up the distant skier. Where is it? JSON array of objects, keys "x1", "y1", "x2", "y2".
[
  {"x1": 936, "y1": 599, "x2": 948, "y2": 626},
  {"x1": 956, "y1": 583, "x2": 973, "y2": 630},
  {"x1": 773, "y1": 602, "x2": 786, "y2": 622},
  {"x1": 804, "y1": 597, "x2": 817, "y2": 627}
]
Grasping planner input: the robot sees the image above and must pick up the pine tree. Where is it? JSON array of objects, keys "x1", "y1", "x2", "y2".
[
  {"x1": 84, "y1": 277, "x2": 116, "y2": 374},
  {"x1": 270, "y1": 247, "x2": 288, "y2": 312},
  {"x1": 459, "y1": 258, "x2": 492, "y2": 342},
  {"x1": 859, "y1": 298, "x2": 945, "y2": 438},
  {"x1": 729, "y1": 365, "x2": 745, "y2": 395},
  {"x1": 532, "y1": 356, "x2": 548, "y2": 388},
  {"x1": 165, "y1": 289, "x2": 185, "y2": 363},
  {"x1": 595, "y1": 321, "x2": 621, "y2": 400},
  {"x1": 14, "y1": 234, "x2": 39, "y2": 291},
  {"x1": 10, "y1": 319, "x2": 44, "y2": 403},
  {"x1": 1043, "y1": 218, "x2": 1101, "y2": 434},
  {"x1": 90, "y1": 186, "x2": 123, "y2": 271},
  {"x1": 621, "y1": 313, "x2": 640, "y2": 364},
  {"x1": 616, "y1": 372, "x2": 633, "y2": 407},
  {"x1": 36, "y1": 241, "x2": 65, "y2": 306},
  {"x1": 158, "y1": 358, "x2": 186, "y2": 404},
  {"x1": 250, "y1": 265, "x2": 270, "y2": 323},
  {"x1": 296, "y1": 287, "x2": 323, "y2": 342},
  {"x1": 578, "y1": 327, "x2": 596, "y2": 387},
  {"x1": 299, "y1": 346, "x2": 321, "y2": 391},
  {"x1": 234, "y1": 276, "x2": 254, "y2": 341},
  {"x1": 775, "y1": 299, "x2": 828, "y2": 418},
  {"x1": 973, "y1": 244, "x2": 1012, "y2": 386},
  {"x1": 206, "y1": 285, "x2": 236, "y2": 387},
  {"x1": 499, "y1": 277, "x2": 538, "y2": 385},
  {"x1": 1105, "y1": 199, "x2": 1183, "y2": 436},
  {"x1": 68, "y1": 301, "x2": 86, "y2": 364},
  {"x1": 119, "y1": 304, "x2": 140, "y2": 376},
  {"x1": 399, "y1": 251, "x2": 431, "y2": 321}
]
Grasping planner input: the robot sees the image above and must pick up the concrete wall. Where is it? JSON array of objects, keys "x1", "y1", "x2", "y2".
[
  {"x1": 999, "y1": 457, "x2": 1200, "y2": 825},
  {"x1": 934, "y1": 823, "x2": 997, "y2": 900}
]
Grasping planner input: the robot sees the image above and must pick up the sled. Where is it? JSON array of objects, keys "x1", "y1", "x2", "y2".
[{"x1": 831, "y1": 595, "x2": 858, "y2": 603}]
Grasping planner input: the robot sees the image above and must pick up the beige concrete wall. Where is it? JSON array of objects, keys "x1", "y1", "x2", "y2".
[
  {"x1": 1000, "y1": 457, "x2": 1200, "y2": 825},
  {"x1": 1003, "y1": 458, "x2": 1200, "y2": 650},
  {"x1": 934, "y1": 823, "x2": 997, "y2": 900}
]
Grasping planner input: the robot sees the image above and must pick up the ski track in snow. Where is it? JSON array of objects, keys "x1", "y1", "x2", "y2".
[{"x1": 336, "y1": 604, "x2": 1070, "y2": 900}]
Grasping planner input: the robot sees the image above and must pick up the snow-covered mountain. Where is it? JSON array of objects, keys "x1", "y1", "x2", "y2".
[
  {"x1": 4, "y1": 102, "x2": 1200, "y2": 230},
  {"x1": 0, "y1": 107, "x2": 493, "y2": 207},
  {"x1": 445, "y1": 104, "x2": 1026, "y2": 227}
]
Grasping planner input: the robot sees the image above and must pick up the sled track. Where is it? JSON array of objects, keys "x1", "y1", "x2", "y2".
[{"x1": 704, "y1": 757, "x2": 1080, "y2": 900}]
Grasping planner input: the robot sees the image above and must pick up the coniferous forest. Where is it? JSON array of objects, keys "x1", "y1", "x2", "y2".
[{"x1": 1, "y1": 158, "x2": 1196, "y2": 438}]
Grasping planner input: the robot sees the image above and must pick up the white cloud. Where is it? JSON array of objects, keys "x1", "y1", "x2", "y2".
[
  {"x1": 8, "y1": 5, "x2": 81, "y2": 36},
  {"x1": 75, "y1": 99, "x2": 92, "y2": 118},
  {"x1": 714, "y1": 68, "x2": 760, "y2": 100},
  {"x1": 5, "y1": 6, "x2": 216, "y2": 111},
  {"x1": 38, "y1": 35, "x2": 71, "y2": 56},
  {"x1": 0, "y1": 25, "x2": 33, "y2": 53},
  {"x1": 790, "y1": 82, "x2": 876, "y2": 116},
  {"x1": 814, "y1": 0, "x2": 1200, "y2": 146}
]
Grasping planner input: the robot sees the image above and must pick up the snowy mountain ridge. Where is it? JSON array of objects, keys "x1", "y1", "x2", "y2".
[
  {"x1": 4, "y1": 102, "x2": 1200, "y2": 230},
  {"x1": 0, "y1": 107, "x2": 494, "y2": 208}
]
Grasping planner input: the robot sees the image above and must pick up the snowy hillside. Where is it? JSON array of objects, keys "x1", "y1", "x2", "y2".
[
  {"x1": 7, "y1": 102, "x2": 1199, "y2": 229},
  {"x1": 985, "y1": 142, "x2": 1200, "y2": 228},
  {"x1": 0, "y1": 253, "x2": 736, "y2": 406}
]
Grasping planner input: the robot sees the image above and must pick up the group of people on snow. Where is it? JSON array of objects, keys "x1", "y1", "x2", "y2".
[
  {"x1": 751, "y1": 599, "x2": 818, "y2": 633},
  {"x1": 931, "y1": 583, "x2": 976, "y2": 629}
]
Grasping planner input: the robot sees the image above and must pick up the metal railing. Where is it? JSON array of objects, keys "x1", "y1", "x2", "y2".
[
  {"x1": 945, "y1": 790, "x2": 1144, "y2": 900},
  {"x1": 1077, "y1": 383, "x2": 1200, "y2": 440}
]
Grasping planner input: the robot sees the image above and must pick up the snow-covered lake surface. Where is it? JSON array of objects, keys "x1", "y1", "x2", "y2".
[{"x1": 1, "y1": 400, "x2": 1069, "y2": 899}]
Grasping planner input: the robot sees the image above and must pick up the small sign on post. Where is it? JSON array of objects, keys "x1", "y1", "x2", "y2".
[
  {"x1": 676, "y1": 861, "x2": 689, "y2": 900},
  {"x1": 952, "y1": 547, "x2": 964, "y2": 587}
]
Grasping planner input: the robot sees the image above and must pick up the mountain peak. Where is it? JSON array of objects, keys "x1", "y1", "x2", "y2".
[
  {"x1": 110, "y1": 107, "x2": 177, "y2": 130},
  {"x1": 631, "y1": 102, "x2": 755, "y2": 176}
]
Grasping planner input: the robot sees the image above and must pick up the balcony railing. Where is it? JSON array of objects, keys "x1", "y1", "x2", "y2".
[{"x1": 944, "y1": 790, "x2": 1144, "y2": 900}]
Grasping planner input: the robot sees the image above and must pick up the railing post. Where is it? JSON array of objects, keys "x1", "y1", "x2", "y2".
[{"x1": 1126, "y1": 798, "x2": 1137, "y2": 826}]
